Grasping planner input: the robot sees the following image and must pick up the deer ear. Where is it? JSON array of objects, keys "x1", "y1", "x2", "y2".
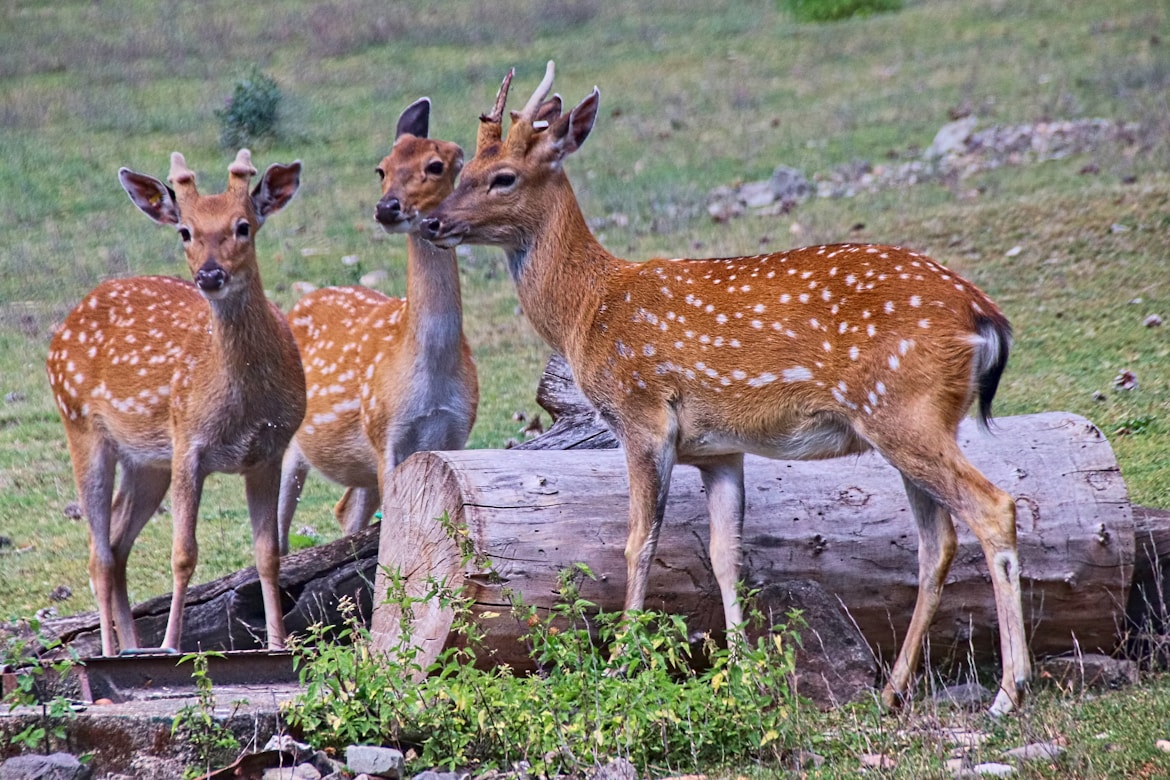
[
  {"x1": 535, "y1": 94, "x2": 563, "y2": 124},
  {"x1": 119, "y1": 168, "x2": 180, "y2": 226},
  {"x1": 537, "y1": 88, "x2": 599, "y2": 168},
  {"x1": 396, "y1": 98, "x2": 431, "y2": 140},
  {"x1": 251, "y1": 161, "x2": 302, "y2": 224}
]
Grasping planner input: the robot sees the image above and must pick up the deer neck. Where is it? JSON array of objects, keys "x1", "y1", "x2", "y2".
[
  {"x1": 506, "y1": 176, "x2": 620, "y2": 361},
  {"x1": 205, "y1": 273, "x2": 290, "y2": 380},
  {"x1": 404, "y1": 233, "x2": 464, "y2": 362}
]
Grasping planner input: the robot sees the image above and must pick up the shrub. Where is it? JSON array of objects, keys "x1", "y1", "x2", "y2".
[
  {"x1": 779, "y1": 0, "x2": 902, "y2": 23},
  {"x1": 215, "y1": 66, "x2": 282, "y2": 150},
  {"x1": 284, "y1": 562, "x2": 804, "y2": 775}
]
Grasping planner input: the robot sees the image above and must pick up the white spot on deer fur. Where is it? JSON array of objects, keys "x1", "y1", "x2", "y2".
[
  {"x1": 779, "y1": 294, "x2": 791, "y2": 304},
  {"x1": 849, "y1": 345, "x2": 860, "y2": 360},
  {"x1": 699, "y1": 334, "x2": 711, "y2": 344},
  {"x1": 867, "y1": 324, "x2": 877, "y2": 338},
  {"x1": 674, "y1": 341, "x2": 684, "y2": 349},
  {"x1": 972, "y1": 301, "x2": 984, "y2": 314},
  {"x1": 868, "y1": 391, "x2": 879, "y2": 406},
  {"x1": 822, "y1": 341, "x2": 832, "y2": 352},
  {"x1": 898, "y1": 339, "x2": 914, "y2": 355},
  {"x1": 753, "y1": 303, "x2": 765, "y2": 314},
  {"x1": 909, "y1": 295, "x2": 922, "y2": 307},
  {"x1": 643, "y1": 344, "x2": 656, "y2": 357},
  {"x1": 799, "y1": 293, "x2": 810, "y2": 304},
  {"x1": 783, "y1": 366, "x2": 813, "y2": 383},
  {"x1": 752, "y1": 320, "x2": 763, "y2": 330},
  {"x1": 716, "y1": 313, "x2": 728, "y2": 324},
  {"x1": 705, "y1": 304, "x2": 715, "y2": 313},
  {"x1": 748, "y1": 372, "x2": 777, "y2": 387},
  {"x1": 731, "y1": 369, "x2": 747, "y2": 381},
  {"x1": 884, "y1": 301, "x2": 895, "y2": 314},
  {"x1": 831, "y1": 387, "x2": 846, "y2": 404},
  {"x1": 888, "y1": 354, "x2": 900, "y2": 370},
  {"x1": 919, "y1": 319, "x2": 931, "y2": 329}
]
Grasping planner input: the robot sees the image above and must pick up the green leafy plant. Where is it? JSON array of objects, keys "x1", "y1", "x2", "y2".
[
  {"x1": 171, "y1": 652, "x2": 243, "y2": 779},
  {"x1": 779, "y1": 0, "x2": 901, "y2": 23},
  {"x1": 285, "y1": 541, "x2": 803, "y2": 776},
  {"x1": 1, "y1": 617, "x2": 80, "y2": 754},
  {"x1": 215, "y1": 65, "x2": 282, "y2": 150}
]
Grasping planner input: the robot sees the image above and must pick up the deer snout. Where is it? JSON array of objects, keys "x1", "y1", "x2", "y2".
[
  {"x1": 375, "y1": 197, "x2": 402, "y2": 223},
  {"x1": 195, "y1": 261, "x2": 228, "y2": 296},
  {"x1": 419, "y1": 216, "x2": 461, "y2": 247}
]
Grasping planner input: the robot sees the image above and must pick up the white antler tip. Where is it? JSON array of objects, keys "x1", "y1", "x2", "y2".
[
  {"x1": 229, "y1": 148, "x2": 257, "y2": 177},
  {"x1": 168, "y1": 152, "x2": 194, "y2": 184}
]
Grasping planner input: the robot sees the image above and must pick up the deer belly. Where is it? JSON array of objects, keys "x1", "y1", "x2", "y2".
[{"x1": 677, "y1": 414, "x2": 869, "y2": 462}]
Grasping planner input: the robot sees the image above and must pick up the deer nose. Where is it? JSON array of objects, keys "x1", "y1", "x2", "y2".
[
  {"x1": 419, "y1": 217, "x2": 441, "y2": 240},
  {"x1": 375, "y1": 198, "x2": 402, "y2": 225},
  {"x1": 195, "y1": 262, "x2": 227, "y2": 293}
]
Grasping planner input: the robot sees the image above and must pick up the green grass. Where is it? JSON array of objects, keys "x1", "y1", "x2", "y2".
[{"x1": 1, "y1": 0, "x2": 1170, "y2": 771}]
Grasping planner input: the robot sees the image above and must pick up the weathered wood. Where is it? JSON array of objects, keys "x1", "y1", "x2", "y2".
[
  {"x1": 514, "y1": 352, "x2": 618, "y2": 451},
  {"x1": 25, "y1": 527, "x2": 380, "y2": 659},
  {"x1": 1126, "y1": 505, "x2": 1170, "y2": 663},
  {"x1": 371, "y1": 412, "x2": 1134, "y2": 673}
]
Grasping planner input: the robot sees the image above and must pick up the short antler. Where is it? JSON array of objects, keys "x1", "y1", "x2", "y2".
[
  {"x1": 477, "y1": 68, "x2": 514, "y2": 153},
  {"x1": 227, "y1": 148, "x2": 257, "y2": 196},
  {"x1": 168, "y1": 152, "x2": 198, "y2": 200}
]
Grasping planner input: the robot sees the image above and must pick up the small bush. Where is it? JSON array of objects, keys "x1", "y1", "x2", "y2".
[
  {"x1": 780, "y1": 0, "x2": 902, "y2": 23},
  {"x1": 215, "y1": 66, "x2": 282, "y2": 150},
  {"x1": 284, "y1": 563, "x2": 803, "y2": 775}
]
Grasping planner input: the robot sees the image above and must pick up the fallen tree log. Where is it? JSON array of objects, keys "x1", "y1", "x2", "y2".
[
  {"x1": 371, "y1": 411, "x2": 1134, "y2": 672},
  {"x1": 25, "y1": 527, "x2": 379, "y2": 659}
]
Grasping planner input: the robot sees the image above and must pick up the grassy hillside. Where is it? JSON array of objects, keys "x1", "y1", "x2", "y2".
[{"x1": 1, "y1": 0, "x2": 1167, "y2": 631}]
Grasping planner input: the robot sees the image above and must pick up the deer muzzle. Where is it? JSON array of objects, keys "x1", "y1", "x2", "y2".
[{"x1": 195, "y1": 261, "x2": 228, "y2": 297}]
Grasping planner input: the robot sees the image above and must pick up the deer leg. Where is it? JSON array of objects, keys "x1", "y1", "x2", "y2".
[
  {"x1": 277, "y1": 441, "x2": 309, "y2": 555},
  {"x1": 877, "y1": 433, "x2": 1029, "y2": 715},
  {"x1": 161, "y1": 455, "x2": 204, "y2": 653},
  {"x1": 621, "y1": 440, "x2": 676, "y2": 613},
  {"x1": 698, "y1": 454, "x2": 746, "y2": 636},
  {"x1": 882, "y1": 476, "x2": 957, "y2": 709},
  {"x1": 334, "y1": 487, "x2": 381, "y2": 536},
  {"x1": 108, "y1": 464, "x2": 171, "y2": 651},
  {"x1": 71, "y1": 438, "x2": 118, "y2": 656},
  {"x1": 246, "y1": 459, "x2": 287, "y2": 650}
]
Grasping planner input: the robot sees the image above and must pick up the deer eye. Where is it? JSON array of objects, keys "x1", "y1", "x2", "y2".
[
  {"x1": 375, "y1": 167, "x2": 386, "y2": 181},
  {"x1": 425, "y1": 160, "x2": 445, "y2": 176},
  {"x1": 177, "y1": 226, "x2": 192, "y2": 243},
  {"x1": 489, "y1": 171, "x2": 517, "y2": 191},
  {"x1": 235, "y1": 220, "x2": 251, "y2": 240}
]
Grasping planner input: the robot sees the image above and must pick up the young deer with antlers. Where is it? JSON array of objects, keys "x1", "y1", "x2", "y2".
[
  {"x1": 276, "y1": 98, "x2": 478, "y2": 552},
  {"x1": 47, "y1": 150, "x2": 304, "y2": 656},
  {"x1": 422, "y1": 63, "x2": 1029, "y2": 715}
]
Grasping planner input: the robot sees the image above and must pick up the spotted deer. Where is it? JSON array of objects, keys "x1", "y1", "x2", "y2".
[
  {"x1": 276, "y1": 98, "x2": 478, "y2": 552},
  {"x1": 421, "y1": 63, "x2": 1029, "y2": 715},
  {"x1": 46, "y1": 150, "x2": 304, "y2": 656}
]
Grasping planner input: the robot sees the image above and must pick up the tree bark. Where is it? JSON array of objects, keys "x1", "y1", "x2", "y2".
[{"x1": 371, "y1": 411, "x2": 1135, "y2": 673}]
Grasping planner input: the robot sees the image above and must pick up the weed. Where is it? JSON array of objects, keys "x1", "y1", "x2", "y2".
[
  {"x1": 779, "y1": 0, "x2": 902, "y2": 24},
  {"x1": 285, "y1": 556, "x2": 802, "y2": 775},
  {"x1": 0, "y1": 616, "x2": 79, "y2": 754},
  {"x1": 171, "y1": 652, "x2": 243, "y2": 779},
  {"x1": 215, "y1": 65, "x2": 282, "y2": 150}
]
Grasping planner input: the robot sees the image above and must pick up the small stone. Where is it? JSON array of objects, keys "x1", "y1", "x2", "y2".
[
  {"x1": 1003, "y1": 741, "x2": 1065, "y2": 762},
  {"x1": 1156, "y1": 739, "x2": 1170, "y2": 753},
  {"x1": 738, "y1": 180, "x2": 775, "y2": 208},
  {"x1": 968, "y1": 762, "x2": 1015, "y2": 777},
  {"x1": 62, "y1": 502, "x2": 83, "y2": 520},
  {"x1": 1092, "y1": 390, "x2": 1107, "y2": 402},
  {"x1": 588, "y1": 758, "x2": 639, "y2": 780},
  {"x1": 1110, "y1": 222, "x2": 1130, "y2": 233},
  {"x1": 1037, "y1": 653, "x2": 1138, "y2": 692},
  {"x1": 934, "y1": 681, "x2": 993, "y2": 709},
  {"x1": 412, "y1": 772, "x2": 469, "y2": 780},
  {"x1": 768, "y1": 165, "x2": 812, "y2": 202},
  {"x1": 1144, "y1": 313, "x2": 1163, "y2": 327},
  {"x1": 1004, "y1": 245, "x2": 1023, "y2": 257},
  {"x1": 291, "y1": 280, "x2": 318, "y2": 296},
  {"x1": 860, "y1": 753, "x2": 895, "y2": 769},
  {"x1": 360, "y1": 269, "x2": 389, "y2": 287},
  {"x1": 341, "y1": 254, "x2": 361, "y2": 266},
  {"x1": 926, "y1": 116, "x2": 979, "y2": 159},
  {"x1": 1112, "y1": 369, "x2": 1138, "y2": 391},
  {"x1": 4, "y1": 392, "x2": 25, "y2": 404},
  {"x1": 0, "y1": 752, "x2": 92, "y2": 780},
  {"x1": 49, "y1": 585, "x2": 72, "y2": 602},
  {"x1": 345, "y1": 747, "x2": 404, "y2": 779}
]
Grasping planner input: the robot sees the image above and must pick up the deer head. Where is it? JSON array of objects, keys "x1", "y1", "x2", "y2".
[
  {"x1": 118, "y1": 149, "x2": 301, "y2": 300},
  {"x1": 374, "y1": 98, "x2": 464, "y2": 234}
]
